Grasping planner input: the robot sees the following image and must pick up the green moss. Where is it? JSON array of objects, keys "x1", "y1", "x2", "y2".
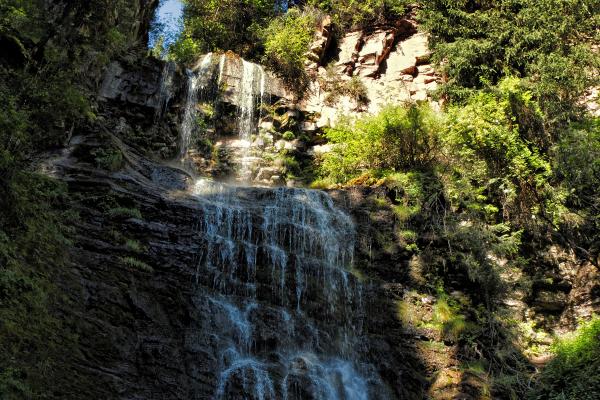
[{"x1": 92, "y1": 147, "x2": 124, "y2": 171}]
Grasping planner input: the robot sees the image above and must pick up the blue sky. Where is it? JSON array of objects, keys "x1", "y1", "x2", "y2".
[{"x1": 149, "y1": 0, "x2": 184, "y2": 49}]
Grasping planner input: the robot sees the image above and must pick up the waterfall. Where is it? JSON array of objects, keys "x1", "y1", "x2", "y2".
[
  {"x1": 236, "y1": 60, "x2": 266, "y2": 180},
  {"x1": 188, "y1": 178, "x2": 386, "y2": 399},
  {"x1": 178, "y1": 53, "x2": 273, "y2": 180},
  {"x1": 237, "y1": 60, "x2": 265, "y2": 141},
  {"x1": 171, "y1": 53, "x2": 389, "y2": 399},
  {"x1": 179, "y1": 53, "x2": 215, "y2": 160}
]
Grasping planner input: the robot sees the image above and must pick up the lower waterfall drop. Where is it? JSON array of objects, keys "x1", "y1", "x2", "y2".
[{"x1": 189, "y1": 178, "x2": 387, "y2": 399}]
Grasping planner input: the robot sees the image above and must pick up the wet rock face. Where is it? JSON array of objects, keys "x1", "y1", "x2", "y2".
[
  {"x1": 99, "y1": 59, "x2": 181, "y2": 110},
  {"x1": 183, "y1": 52, "x2": 288, "y2": 108},
  {"x1": 97, "y1": 58, "x2": 182, "y2": 159},
  {"x1": 48, "y1": 130, "x2": 423, "y2": 399}
]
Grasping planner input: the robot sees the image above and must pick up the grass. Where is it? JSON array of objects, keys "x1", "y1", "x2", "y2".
[
  {"x1": 120, "y1": 256, "x2": 153, "y2": 273},
  {"x1": 125, "y1": 239, "x2": 144, "y2": 252}
]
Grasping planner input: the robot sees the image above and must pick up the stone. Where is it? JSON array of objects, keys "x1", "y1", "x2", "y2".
[
  {"x1": 355, "y1": 65, "x2": 380, "y2": 78},
  {"x1": 99, "y1": 61, "x2": 126, "y2": 99},
  {"x1": 417, "y1": 65, "x2": 436, "y2": 76},
  {"x1": 98, "y1": 60, "x2": 167, "y2": 108},
  {"x1": 270, "y1": 175, "x2": 285, "y2": 185},
  {"x1": 215, "y1": 53, "x2": 290, "y2": 104},
  {"x1": 402, "y1": 32, "x2": 431, "y2": 65},
  {"x1": 335, "y1": 31, "x2": 363, "y2": 73},
  {"x1": 310, "y1": 144, "x2": 334, "y2": 155},
  {"x1": 259, "y1": 120, "x2": 274, "y2": 130},
  {"x1": 304, "y1": 15, "x2": 333, "y2": 69},
  {"x1": 252, "y1": 137, "x2": 265, "y2": 148},
  {"x1": 384, "y1": 32, "x2": 430, "y2": 81},
  {"x1": 300, "y1": 121, "x2": 318, "y2": 132},
  {"x1": 425, "y1": 81, "x2": 439, "y2": 91},
  {"x1": 255, "y1": 166, "x2": 280, "y2": 181},
  {"x1": 534, "y1": 290, "x2": 568, "y2": 312},
  {"x1": 413, "y1": 74, "x2": 438, "y2": 85},
  {"x1": 385, "y1": 50, "x2": 417, "y2": 78},
  {"x1": 412, "y1": 91, "x2": 428, "y2": 101},
  {"x1": 275, "y1": 139, "x2": 296, "y2": 150},
  {"x1": 358, "y1": 30, "x2": 395, "y2": 66}
]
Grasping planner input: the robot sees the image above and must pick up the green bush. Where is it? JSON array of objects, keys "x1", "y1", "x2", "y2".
[
  {"x1": 442, "y1": 77, "x2": 551, "y2": 223},
  {"x1": 262, "y1": 8, "x2": 319, "y2": 94},
  {"x1": 125, "y1": 239, "x2": 144, "y2": 252},
  {"x1": 308, "y1": 0, "x2": 410, "y2": 30},
  {"x1": 0, "y1": 172, "x2": 76, "y2": 399},
  {"x1": 528, "y1": 316, "x2": 600, "y2": 399},
  {"x1": 282, "y1": 131, "x2": 295, "y2": 140},
  {"x1": 169, "y1": 0, "x2": 278, "y2": 62},
  {"x1": 92, "y1": 147, "x2": 124, "y2": 171},
  {"x1": 340, "y1": 76, "x2": 370, "y2": 110},
  {"x1": 420, "y1": 0, "x2": 600, "y2": 129},
  {"x1": 319, "y1": 103, "x2": 442, "y2": 182}
]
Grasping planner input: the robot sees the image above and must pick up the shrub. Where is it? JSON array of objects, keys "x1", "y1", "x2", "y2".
[
  {"x1": 421, "y1": 0, "x2": 600, "y2": 129},
  {"x1": 169, "y1": 0, "x2": 278, "y2": 62},
  {"x1": 282, "y1": 131, "x2": 295, "y2": 140},
  {"x1": 125, "y1": 239, "x2": 143, "y2": 252},
  {"x1": 92, "y1": 147, "x2": 124, "y2": 171},
  {"x1": 340, "y1": 76, "x2": 370, "y2": 110},
  {"x1": 528, "y1": 316, "x2": 600, "y2": 399},
  {"x1": 442, "y1": 77, "x2": 552, "y2": 223},
  {"x1": 262, "y1": 8, "x2": 319, "y2": 94},
  {"x1": 319, "y1": 103, "x2": 442, "y2": 182},
  {"x1": 308, "y1": 0, "x2": 410, "y2": 30}
]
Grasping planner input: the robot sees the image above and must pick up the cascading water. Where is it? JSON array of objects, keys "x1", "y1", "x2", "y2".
[
  {"x1": 187, "y1": 179, "x2": 387, "y2": 399},
  {"x1": 179, "y1": 53, "x2": 267, "y2": 180},
  {"x1": 236, "y1": 60, "x2": 266, "y2": 180},
  {"x1": 179, "y1": 53, "x2": 215, "y2": 160},
  {"x1": 174, "y1": 53, "x2": 390, "y2": 398},
  {"x1": 237, "y1": 60, "x2": 265, "y2": 141}
]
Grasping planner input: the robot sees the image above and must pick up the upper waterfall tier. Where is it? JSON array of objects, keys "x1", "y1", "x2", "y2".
[
  {"x1": 189, "y1": 52, "x2": 288, "y2": 105},
  {"x1": 177, "y1": 53, "x2": 291, "y2": 179}
]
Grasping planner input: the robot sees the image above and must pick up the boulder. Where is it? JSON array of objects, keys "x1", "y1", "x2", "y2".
[
  {"x1": 99, "y1": 60, "x2": 169, "y2": 109},
  {"x1": 402, "y1": 32, "x2": 431, "y2": 65},
  {"x1": 385, "y1": 50, "x2": 417, "y2": 78},
  {"x1": 534, "y1": 290, "x2": 568, "y2": 312},
  {"x1": 301, "y1": 121, "x2": 318, "y2": 132}
]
